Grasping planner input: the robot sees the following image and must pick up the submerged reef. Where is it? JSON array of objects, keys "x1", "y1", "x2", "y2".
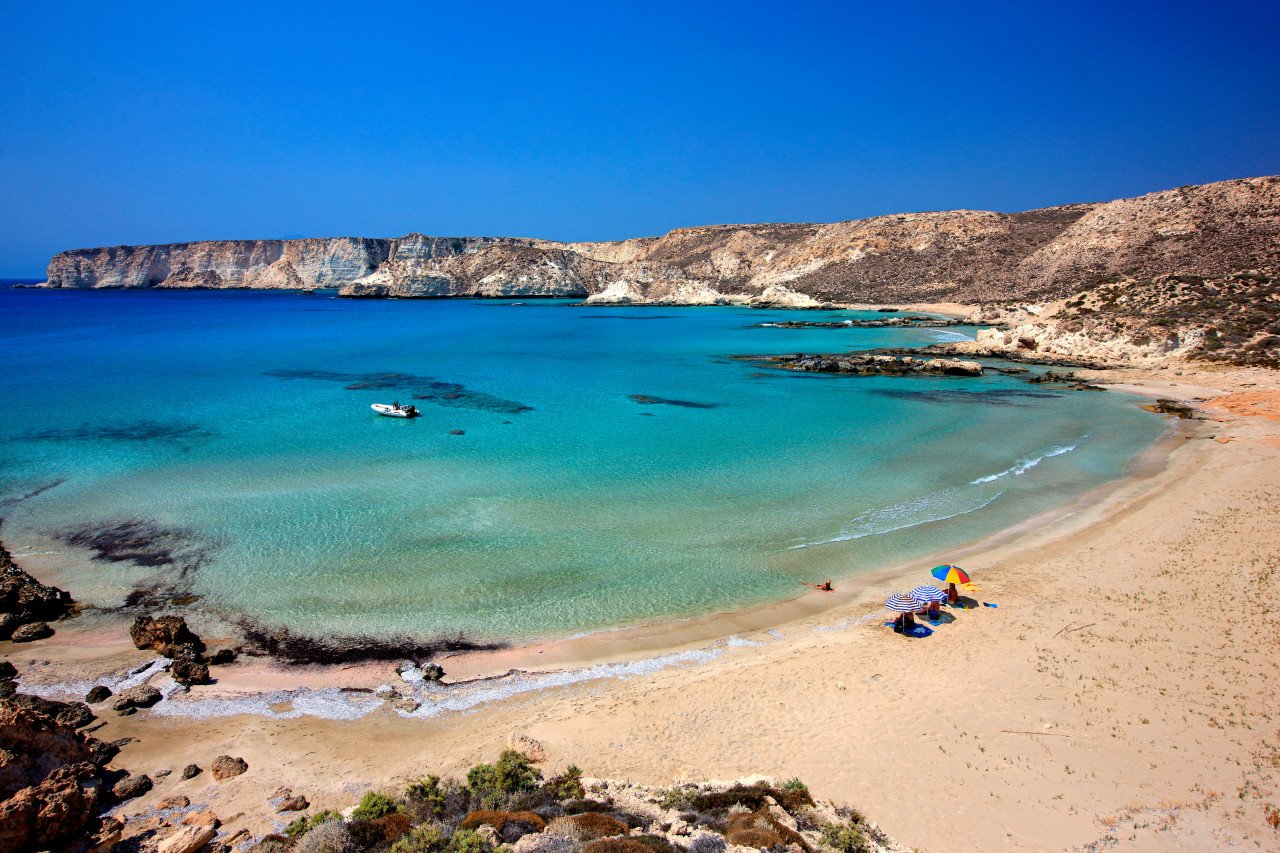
[
  {"x1": 626, "y1": 395, "x2": 719, "y2": 409},
  {"x1": 266, "y1": 369, "x2": 534, "y2": 415},
  {"x1": 21, "y1": 420, "x2": 214, "y2": 443},
  {"x1": 868, "y1": 387, "x2": 1062, "y2": 406}
]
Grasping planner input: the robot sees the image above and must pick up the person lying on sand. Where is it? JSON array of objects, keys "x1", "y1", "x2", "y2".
[{"x1": 804, "y1": 580, "x2": 834, "y2": 591}]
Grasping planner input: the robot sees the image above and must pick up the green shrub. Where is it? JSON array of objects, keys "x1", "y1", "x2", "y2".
[
  {"x1": 782, "y1": 778, "x2": 809, "y2": 796},
  {"x1": 351, "y1": 790, "x2": 401, "y2": 821},
  {"x1": 466, "y1": 750, "x2": 542, "y2": 799},
  {"x1": 543, "y1": 764, "x2": 585, "y2": 800},
  {"x1": 285, "y1": 811, "x2": 343, "y2": 838},
  {"x1": 448, "y1": 828, "x2": 494, "y2": 853},
  {"x1": 406, "y1": 775, "x2": 448, "y2": 820},
  {"x1": 657, "y1": 785, "x2": 696, "y2": 811},
  {"x1": 820, "y1": 819, "x2": 871, "y2": 853},
  {"x1": 389, "y1": 824, "x2": 447, "y2": 853}
]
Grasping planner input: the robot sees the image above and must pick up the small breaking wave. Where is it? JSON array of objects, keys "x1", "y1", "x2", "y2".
[
  {"x1": 788, "y1": 439, "x2": 1085, "y2": 551},
  {"x1": 970, "y1": 443, "x2": 1077, "y2": 484},
  {"x1": 789, "y1": 486, "x2": 1006, "y2": 550}
]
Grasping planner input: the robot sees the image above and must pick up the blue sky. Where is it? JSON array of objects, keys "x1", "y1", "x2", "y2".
[{"x1": 2, "y1": 1, "x2": 1278, "y2": 276}]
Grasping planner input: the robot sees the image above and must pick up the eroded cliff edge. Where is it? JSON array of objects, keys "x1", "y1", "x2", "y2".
[{"x1": 44, "y1": 176, "x2": 1280, "y2": 307}]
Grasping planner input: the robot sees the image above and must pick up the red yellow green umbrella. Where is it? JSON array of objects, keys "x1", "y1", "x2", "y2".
[{"x1": 931, "y1": 564, "x2": 971, "y2": 584}]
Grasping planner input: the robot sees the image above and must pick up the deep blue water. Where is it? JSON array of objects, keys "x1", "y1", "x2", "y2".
[{"x1": 0, "y1": 287, "x2": 1166, "y2": 641}]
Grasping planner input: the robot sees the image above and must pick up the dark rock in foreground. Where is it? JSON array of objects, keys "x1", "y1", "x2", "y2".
[
  {"x1": 129, "y1": 614, "x2": 204, "y2": 658},
  {"x1": 0, "y1": 541, "x2": 74, "y2": 641},
  {"x1": 211, "y1": 755, "x2": 248, "y2": 780},
  {"x1": 112, "y1": 685, "x2": 162, "y2": 712},
  {"x1": 111, "y1": 773, "x2": 152, "y2": 801},
  {"x1": 9, "y1": 622, "x2": 52, "y2": 643},
  {"x1": 84, "y1": 685, "x2": 112, "y2": 704},
  {"x1": 0, "y1": 690, "x2": 119, "y2": 852}
]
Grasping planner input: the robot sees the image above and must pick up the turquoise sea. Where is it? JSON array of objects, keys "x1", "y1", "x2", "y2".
[{"x1": 0, "y1": 286, "x2": 1166, "y2": 642}]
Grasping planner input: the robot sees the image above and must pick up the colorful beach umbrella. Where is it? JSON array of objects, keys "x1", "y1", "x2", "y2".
[
  {"x1": 910, "y1": 585, "x2": 948, "y2": 604},
  {"x1": 884, "y1": 592, "x2": 919, "y2": 612},
  {"x1": 931, "y1": 564, "x2": 972, "y2": 584}
]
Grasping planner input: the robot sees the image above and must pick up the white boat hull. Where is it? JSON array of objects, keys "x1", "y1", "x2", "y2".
[{"x1": 371, "y1": 404, "x2": 418, "y2": 418}]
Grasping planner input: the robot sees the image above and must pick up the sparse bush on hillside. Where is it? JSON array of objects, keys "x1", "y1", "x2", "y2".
[
  {"x1": 465, "y1": 750, "x2": 542, "y2": 808},
  {"x1": 286, "y1": 811, "x2": 344, "y2": 838},
  {"x1": 295, "y1": 819, "x2": 359, "y2": 853},
  {"x1": 543, "y1": 764, "x2": 586, "y2": 801},
  {"x1": 253, "y1": 755, "x2": 896, "y2": 853},
  {"x1": 351, "y1": 791, "x2": 401, "y2": 821},
  {"x1": 388, "y1": 824, "x2": 447, "y2": 853},
  {"x1": 820, "y1": 818, "x2": 872, "y2": 853}
]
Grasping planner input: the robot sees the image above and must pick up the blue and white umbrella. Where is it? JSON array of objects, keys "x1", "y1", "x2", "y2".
[
  {"x1": 884, "y1": 592, "x2": 919, "y2": 612},
  {"x1": 910, "y1": 585, "x2": 948, "y2": 605}
]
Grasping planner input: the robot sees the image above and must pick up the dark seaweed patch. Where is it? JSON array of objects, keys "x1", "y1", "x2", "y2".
[
  {"x1": 628, "y1": 394, "x2": 719, "y2": 409},
  {"x1": 579, "y1": 314, "x2": 679, "y2": 320},
  {"x1": 869, "y1": 388, "x2": 1062, "y2": 406},
  {"x1": 0, "y1": 478, "x2": 66, "y2": 510},
  {"x1": 266, "y1": 369, "x2": 533, "y2": 415},
  {"x1": 23, "y1": 421, "x2": 214, "y2": 442},
  {"x1": 57, "y1": 520, "x2": 213, "y2": 578},
  {"x1": 235, "y1": 619, "x2": 506, "y2": 665}
]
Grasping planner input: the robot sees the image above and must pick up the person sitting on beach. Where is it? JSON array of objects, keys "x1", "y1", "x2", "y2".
[{"x1": 804, "y1": 580, "x2": 834, "y2": 592}]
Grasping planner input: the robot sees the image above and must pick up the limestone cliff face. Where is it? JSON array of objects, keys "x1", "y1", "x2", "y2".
[
  {"x1": 42, "y1": 176, "x2": 1280, "y2": 306},
  {"x1": 46, "y1": 237, "x2": 392, "y2": 290}
]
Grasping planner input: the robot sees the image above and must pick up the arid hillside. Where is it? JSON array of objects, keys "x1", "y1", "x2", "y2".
[{"x1": 43, "y1": 176, "x2": 1280, "y2": 307}]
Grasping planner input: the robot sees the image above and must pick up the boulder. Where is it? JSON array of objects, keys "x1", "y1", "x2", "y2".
[
  {"x1": 6, "y1": 693, "x2": 95, "y2": 729},
  {"x1": 420, "y1": 662, "x2": 445, "y2": 681},
  {"x1": 85, "y1": 685, "x2": 112, "y2": 704},
  {"x1": 170, "y1": 658, "x2": 210, "y2": 687},
  {"x1": 0, "y1": 762, "x2": 104, "y2": 853},
  {"x1": 211, "y1": 755, "x2": 248, "y2": 780},
  {"x1": 0, "y1": 543, "x2": 74, "y2": 627},
  {"x1": 156, "y1": 824, "x2": 217, "y2": 853},
  {"x1": 10, "y1": 622, "x2": 52, "y2": 643},
  {"x1": 0, "y1": 614, "x2": 19, "y2": 641},
  {"x1": 208, "y1": 647, "x2": 237, "y2": 665},
  {"x1": 111, "y1": 773, "x2": 153, "y2": 801},
  {"x1": 129, "y1": 614, "x2": 204, "y2": 658},
  {"x1": 180, "y1": 763, "x2": 202, "y2": 780},
  {"x1": 112, "y1": 685, "x2": 162, "y2": 712},
  {"x1": 508, "y1": 732, "x2": 547, "y2": 763},
  {"x1": 0, "y1": 661, "x2": 16, "y2": 681},
  {"x1": 157, "y1": 794, "x2": 190, "y2": 810},
  {"x1": 181, "y1": 808, "x2": 220, "y2": 828},
  {"x1": 276, "y1": 793, "x2": 309, "y2": 812}
]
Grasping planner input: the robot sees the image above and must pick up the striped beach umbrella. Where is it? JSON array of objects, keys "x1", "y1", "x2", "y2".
[
  {"x1": 931, "y1": 564, "x2": 972, "y2": 584},
  {"x1": 910, "y1": 585, "x2": 948, "y2": 604},
  {"x1": 884, "y1": 592, "x2": 919, "y2": 612}
]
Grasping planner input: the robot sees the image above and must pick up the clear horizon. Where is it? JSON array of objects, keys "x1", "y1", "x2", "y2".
[{"x1": 2, "y1": 0, "x2": 1278, "y2": 277}]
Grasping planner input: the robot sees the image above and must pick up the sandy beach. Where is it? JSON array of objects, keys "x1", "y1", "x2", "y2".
[{"x1": 5, "y1": 363, "x2": 1280, "y2": 851}]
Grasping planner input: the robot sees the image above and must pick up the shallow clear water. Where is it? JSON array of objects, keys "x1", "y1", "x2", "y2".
[{"x1": 0, "y1": 287, "x2": 1166, "y2": 641}]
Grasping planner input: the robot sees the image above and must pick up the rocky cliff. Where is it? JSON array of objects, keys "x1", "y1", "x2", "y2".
[{"x1": 43, "y1": 176, "x2": 1280, "y2": 307}]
